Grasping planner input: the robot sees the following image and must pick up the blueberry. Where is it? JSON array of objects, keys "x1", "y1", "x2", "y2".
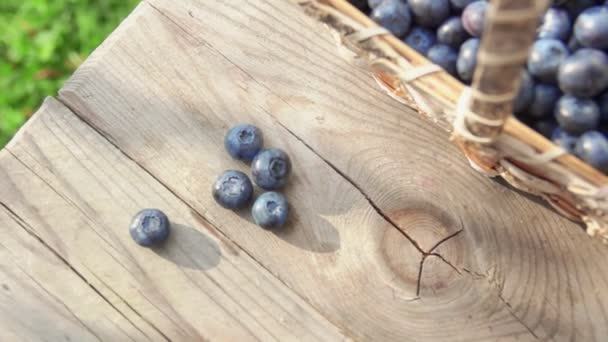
[
  {"x1": 404, "y1": 27, "x2": 437, "y2": 55},
  {"x1": 129, "y1": 209, "x2": 170, "y2": 247},
  {"x1": 437, "y1": 17, "x2": 470, "y2": 48},
  {"x1": 534, "y1": 119, "x2": 558, "y2": 138},
  {"x1": 555, "y1": 94, "x2": 601, "y2": 134},
  {"x1": 552, "y1": 127, "x2": 579, "y2": 154},
  {"x1": 251, "y1": 148, "x2": 292, "y2": 190},
  {"x1": 371, "y1": 0, "x2": 412, "y2": 37},
  {"x1": 514, "y1": 70, "x2": 535, "y2": 114},
  {"x1": 537, "y1": 8, "x2": 571, "y2": 41},
  {"x1": 574, "y1": 6, "x2": 608, "y2": 49},
  {"x1": 456, "y1": 38, "x2": 480, "y2": 83},
  {"x1": 251, "y1": 192, "x2": 289, "y2": 230},
  {"x1": 212, "y1": 170, "x2": 254, "y2": 209},
  {"x1": 558, "y1": 48, "x2": 608, "y2": 98},
  {"x1": 528, "y1": 83, "x2": 561, "y2": 119},
  {"x1": 575, "y1": 130, "x2": 608, "y2": 172},
  {"x1": 224, "y1": 124, "x2": 264, "y2": 162},
  {"x1": 449, "y1": 0, "x2": 475, "y2": 11},
  {"x1": 567, "y1": 34, "x2": 583, "y2": 52},
  {"x1": 427, "y1": 44, "x2": 458, "y2": 76},
  {"x1": 462, "y1": 1, "x2": 488, "y2": 37},
  {"x1": 527, "y1": 39, "x2": 569, "y2": 84},
  {"x1": 408, "y1": 0, "x2": 451, "y2": 28}
]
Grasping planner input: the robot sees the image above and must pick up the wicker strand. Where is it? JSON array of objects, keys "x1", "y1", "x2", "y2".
[
  {"x1": 346, "y1": 27, "x2": 390, "y2": 42},
  {"x1": 398, "y1": 64, "x2": 443, "y2": 83}
]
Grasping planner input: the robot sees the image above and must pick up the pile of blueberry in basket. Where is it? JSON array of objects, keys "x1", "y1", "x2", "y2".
[{"x1": 350, "y1": 0, "x2": 608, "y2": 174}]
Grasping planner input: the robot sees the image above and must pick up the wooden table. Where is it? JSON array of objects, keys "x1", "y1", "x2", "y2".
[{"x1": 2, "y1": 1, "x2": 608, "y2": 341}]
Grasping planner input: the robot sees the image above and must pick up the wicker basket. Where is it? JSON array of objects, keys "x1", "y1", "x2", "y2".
[{"x1": 295, "y1": 0, "x2": 608, "y2": 242}]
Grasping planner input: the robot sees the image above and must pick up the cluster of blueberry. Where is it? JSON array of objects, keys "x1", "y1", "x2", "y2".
[
  {"x1": 213, "y1": 124, "x2": 291, "y2": 230},
  {"x1": 128, "y1": 124, "x2": 291, "y2": 248},
  {"x1": 350, "y1": 0, "x2": 608, "y2": 174}
]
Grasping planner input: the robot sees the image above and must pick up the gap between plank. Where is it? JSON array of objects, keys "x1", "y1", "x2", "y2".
[{"x1": 0, "y1": 200, "x2": 162, "y2": 342}]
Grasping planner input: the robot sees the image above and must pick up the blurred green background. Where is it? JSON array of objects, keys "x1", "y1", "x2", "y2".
[{"x1": 0, "y1": 0, "x2": 139, "y2": 147}]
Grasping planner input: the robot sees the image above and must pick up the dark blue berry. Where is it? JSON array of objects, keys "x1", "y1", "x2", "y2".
[
  {"x1": 552, "y1": 127, "x2": 579, "y2": 154},
  {"x1": 567, "y1": 34, "x2": 583, "y2": 52},
  {"x1": 537, "y1": 8, "x2": 571, "y2": 41},
  {"x1": 224, "y1": 124, "x2": 264, "y2": 162},
  {"x1": 349, "y1": 0, "x2": 371, "y2": 12},
  {"x1": 409, "y1": 0, "x2": 451, "y2": 28},
  {"x1": 437, "y1": 17, "x2": 470, "y2": 48},
  {"x1": 574, "y1": 6, "x2": 608, "y2": 49},
  {"x1": 456, "y1": 38, "x2": 480, "y2": 83},
  {"x1": 462, "y1": 1, "x2": 488, "y2": 37},
  {"x1": 514, "y1": 70, "x2": 535, "y2": 114},
  {"x1": 575, "y1": 130, "x2": 608, "y2": 172},
  {"x1": 251, "y1": 148, "x2": 292, "y2": 190},
  {"x1": 371, "y1": 0, "x2": 412, "y2": 37},
  {"x1": 528, "y1": 83, "x2": 561, "y2": 119},
  {"x1": 558, "y1": 48, "x2": 608, "y2": 98},
  {"x1": 527, "y1": 39, "x2": 569, "y2": 84},
  {"x1": 427, "y1": 44, "x2": 458, "y2": 76},
  {"x1": 534, "y1": 119, "x2": 558, "y2": 138},
  {"x1": 212, "y1": 170, "x2": 254, "y2": 209},
  {"x1": 129, "y1": 209, "x2": 170, "y2": 247},
  {"x1": 555, "y1": 94, "x2": 601, "y2": 134},
  {"x1": 404, "y1": 27, "x2": 437, "y2": 55},
  {"x1": 251, "y1": 192, "x2": 289, "y2": 230},
  {"x1": 449, "y1": 0, "x2": 475, "y2": 11}
]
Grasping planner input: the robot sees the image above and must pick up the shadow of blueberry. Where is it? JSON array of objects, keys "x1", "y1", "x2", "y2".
[{"x1": 151, "y1": 223, "x2": 221, "y2": 270}]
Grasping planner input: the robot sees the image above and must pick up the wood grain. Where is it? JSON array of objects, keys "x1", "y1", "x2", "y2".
[
  {"x1": 52, "y1": 0, "x2": 608, "y2": 340},
  {"x1": 0, "y1": 205, "x2": 149, "y2": 342},
  {"x1": 0, "y1": 97, "x2": 347, "y2": 341}
]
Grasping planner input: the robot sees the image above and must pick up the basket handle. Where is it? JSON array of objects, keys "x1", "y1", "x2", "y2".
[{"x1": 467, "y1": 0, "x2": 549, "y2": 143}]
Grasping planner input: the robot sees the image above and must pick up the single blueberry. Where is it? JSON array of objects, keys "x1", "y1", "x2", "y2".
[
  {"x1": 551, "y1": 127, "x2": 579, "y2": 154},
  {"x1": 558, "y1": 48, "x2": 608, "y2": 98},
  {"x1": 462, "y1": 1, "x2": 488, "y2": 37},
  {"x1": 534, "y1": 119, "x2": 558, "y2": 138},
  {"x1": 251, "y1": 148, "x2": 292, "y2": 190},
  {"x1": 456, "y1": 38, "x2": 480, "y2": 83},
  {"x1": 251, "y1": 192, "x2": 289, "y2": 230},
  {"x1": 575, "y1": 130, "x2": 608, "y2": 172},
  {"x1": 437, "y1": 17, "x2": 470, "y2": 48},
  {"x1": 574, "y1": 6, "x2": 608, "y2": 49},
  {"x1": 555, "y1": 94, "x2": 601, "y2": 134},
  {"x1": 129, "y1": 209, "x2": 170, "y2": 247},
  {"x1": 427, "y1": 44, "x2": 458, "y2": 76},
  {"x1": 537, "y1": 8, "x2": 571, "y2": 41},
  {"x1": 527, "y1": 39, "x2": 569, "y2": 84},
  {"x1": 514, "y1": 70, "x2": 535, "y2": 114},
  {"x1": 224, "y1": 124, "x2": 264, "y2": 162},
  {"x1": 408, "y1": 0, "x2": 451, "y2": 28},
  {"x1": 449, "y1": 0, "x2": 475, "y2": 11},
  {"x1": 528, "y1": 83, "x2": 561, "y2": 119},
  {"x1": 404, "y1": 27, "x2": 437, "y2": 55},
  {"x1": 371, "y1": 0, "x2": 412, "y2": 37},
  {"x1": 212, "y1": 170, "x2": 254, "y2": 209}
]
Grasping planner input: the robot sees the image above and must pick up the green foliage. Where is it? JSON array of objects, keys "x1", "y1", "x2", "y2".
[{"x1": 0, "y1": 0, "x2": 139, "y2": 147}]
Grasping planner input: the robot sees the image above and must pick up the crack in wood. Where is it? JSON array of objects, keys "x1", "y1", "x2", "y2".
[{"x1": 0, "y1": 200, "x2": 162, "y2": 341}]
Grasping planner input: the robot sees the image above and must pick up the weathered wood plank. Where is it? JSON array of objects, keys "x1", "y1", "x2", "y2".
[
  {"x1": 0, "y1": 205, "x2": 150, "y2": 342},
  {"x1": 52, "y1": 1, "x2": 607, "y2": 340},
  {"x1": 0, "y1": 97, "x2": 347, "y2": 341}
]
